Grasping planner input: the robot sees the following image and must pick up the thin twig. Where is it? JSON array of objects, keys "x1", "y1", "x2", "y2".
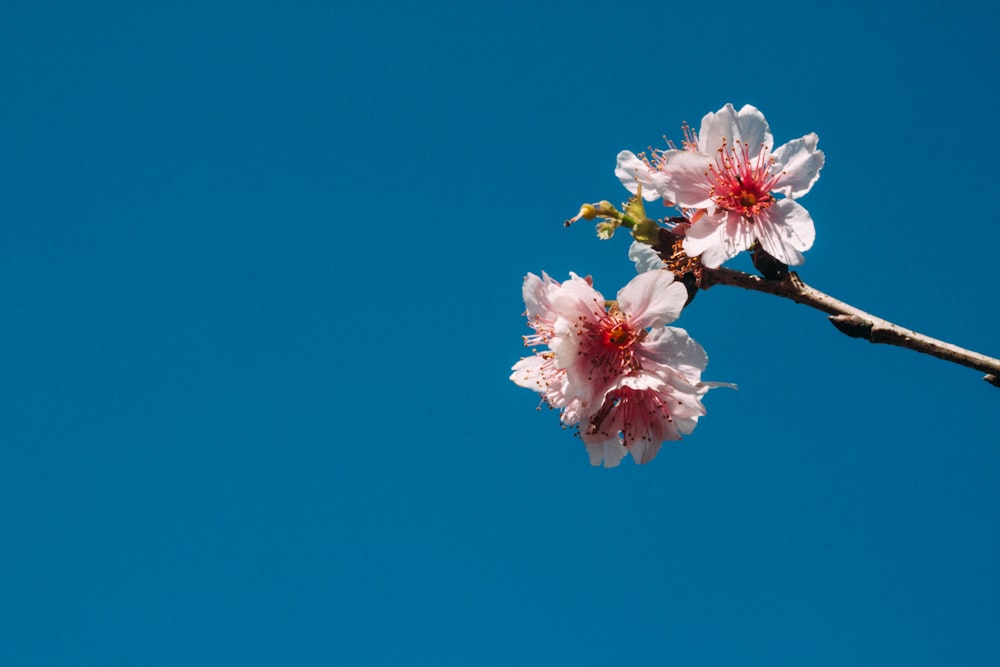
[{"x1": 701, "y1": 267, "x2": 1000, "y2": 388}]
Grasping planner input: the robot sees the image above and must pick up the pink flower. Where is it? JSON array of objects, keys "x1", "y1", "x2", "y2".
[
  {"x1": 617, "y1": 104, "x2": 824, "y2": 268},
  {"x1": 512, "y1": 270, "x2": 725, "y2": 467},
  {"x1": 550, "y1": 270, "x2": 687, "y2": 411}
]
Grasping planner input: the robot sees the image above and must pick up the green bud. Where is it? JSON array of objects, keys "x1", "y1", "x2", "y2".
[{"x1": 632, "y1": 217, "x2": 660, "y2": 245}]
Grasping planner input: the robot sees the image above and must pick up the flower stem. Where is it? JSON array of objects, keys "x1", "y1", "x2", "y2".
[{"x1": 701, "y1": 267, "x2": 1000, "y2": 388}]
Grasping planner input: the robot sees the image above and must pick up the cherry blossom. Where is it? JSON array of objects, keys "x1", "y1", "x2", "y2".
[
  {"x1": 549, "y1": 270, "x2": 686, "y2": 409},
  {"x1": 617, "y1": 104, "x2": 824, "y2": 268},
  {"x1": 512, "y1": 270, "x2": 724, "y2": 467}
]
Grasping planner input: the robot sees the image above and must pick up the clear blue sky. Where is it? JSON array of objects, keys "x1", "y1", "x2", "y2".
[{"x1": 2, "y1": 1, "x2": 999, "y2": 664}]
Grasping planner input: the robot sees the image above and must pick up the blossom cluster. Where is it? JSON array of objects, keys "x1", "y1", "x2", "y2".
[
  {"x1": 512, "y1": 104, "x2": 823, "y2": 467},
  {"x1": 511, "y1": 270, "x2": 716, "y2": 467}
]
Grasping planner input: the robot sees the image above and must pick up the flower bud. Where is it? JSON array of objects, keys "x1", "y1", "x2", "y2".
[
  {"x1": 565, "y1": 202, "x2": 601, "y2": 227},
  {"x1": 596, "y1": 221, "x2": 618, "y2": 240}
]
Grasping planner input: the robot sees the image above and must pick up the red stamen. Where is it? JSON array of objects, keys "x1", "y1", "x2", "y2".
[{"x1": 705, "y1": 139, "x2": 782, "y2": 219}]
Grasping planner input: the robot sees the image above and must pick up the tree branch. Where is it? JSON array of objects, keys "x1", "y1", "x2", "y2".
[{"x1": 701, "y1": 267, "x2": 1000, "y2": 388}]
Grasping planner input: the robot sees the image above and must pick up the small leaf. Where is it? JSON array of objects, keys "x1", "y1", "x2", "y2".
[{"x1": 624, "y1": 184, "x2": 647, "y2": 221}]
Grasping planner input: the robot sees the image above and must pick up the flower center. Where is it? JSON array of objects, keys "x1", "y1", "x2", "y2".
[
  {"x1": 707, "y1": 138, "x2": 781, "y2": 219},
  {"x1": 576, "y1": 304, "x2": 643, "y2": 386},
  {"x1": 606, "y1": 323, "x2": 631, "y2": 348},
  {"x1": 599, "y1": 305, "x2": 641, "y2": 354}
]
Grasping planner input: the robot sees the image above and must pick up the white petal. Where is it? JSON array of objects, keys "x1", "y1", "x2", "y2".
[
  {"x1": 560, "y1": 396, "x2": 585, "y2": 427},
  {"x1": 770, "y1": 133, "x2": 824, "y2": 198},
  {"x1": 615, "y1": 151, "x2": 669, "y2": 201},
  {"x1": 732, "y1": 104, "x2": 774, "y2": 152},
  {"x1": 521, "y1": 272, "x2": 559, "y2": 321},
  {"x1": 628, "y1": 241, "x2": 663, "y2": 273},
  {"x1": 682, "y1": 211, "x2": 751, "y2": 268},
  {"x1": 510, "y1": 356, "x2": 547, "y2": 392},
  {"x1": 681, "y1": 214, "x2": 726, "y2": 266},
  {"x1": 640, "y1": 326, "x2": 708, "y2": 376},
  {"x1": 616, "y1": 270, "x2": 687, "y2": 329},
  {"x1": 755, "y1": 200, "x2": 815, "y2": 266},
  {"x1": 697, "y1": 104, "x2": 736, "y2": 153},
  {"x1": 584, "y1": 435, "x2": 627, "y2": 468},
  {"x1": 657, "y1": 150, "x2": 714, "y2": 208},
  {"x1": 699, "y1": 103, "x2": 774, "y2": 154},
  {"x1": 551, "y1": 318, "x2": 584, "y2": 383},
  {"x1": 629, "y1": 438, "x2": 662, "y2": 465},
  {"x1": 522, "y1": 273, "x2": 542, "y2": 312},
  {"x1": 614, "y1": 373, "x2": 662, "y2": 395},
  {"x1": 670, "y1": 411, "x2": 701, "y2": 437}
]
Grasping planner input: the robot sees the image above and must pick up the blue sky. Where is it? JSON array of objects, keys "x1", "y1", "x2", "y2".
[{"x1": 1, "y1": 1, "x2": 999, "y2": 664}]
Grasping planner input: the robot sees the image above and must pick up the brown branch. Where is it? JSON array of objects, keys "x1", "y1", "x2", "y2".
[{"x1": 701, "y1": 267, "x2": 1000, "y2": 388}]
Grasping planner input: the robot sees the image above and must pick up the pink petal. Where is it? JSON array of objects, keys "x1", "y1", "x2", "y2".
[
  {"x1": 616, "y1": 270, "x2": 687, "y2": 329},
  {"x1": 550, "y1": 274, "x2": 605, "y2": 322},
  {"x1": 639, "y1": 326, "x2": 708, "y2": 378},
  {"x1": 657, "y1": 150, "x2": 714, "y2": 208}
]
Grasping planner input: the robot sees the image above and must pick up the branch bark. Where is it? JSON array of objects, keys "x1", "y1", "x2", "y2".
[{"x1": 701, "y1": 267, "x2": 1000, "y2": 388}]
